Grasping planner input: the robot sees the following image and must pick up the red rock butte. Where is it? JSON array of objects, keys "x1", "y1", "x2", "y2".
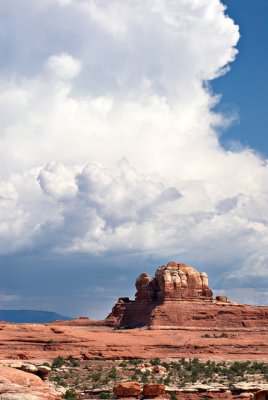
[
  {"x1": 106, "y1": 261, "x2": 268, "y2": 329},
  {"x1": 136, "y1": 262, "x2": 213, "y2": 301}
]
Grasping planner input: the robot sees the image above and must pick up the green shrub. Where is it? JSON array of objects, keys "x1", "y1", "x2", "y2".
[
  {"x1": 42, "y1": 361, "x2": 51, "y2": 367},
  {"x1": 119, "y1": 361, "x2": 127, "y2": 368},
  {"x1": 131, "y1": 373, "x2": 138, "y2": 381},
  {"x1": 161, "y1": 361, "x2": 170, "y2": 369},
  {"x1": 151, "y1": 358, "x2": 161, "y2": 366},
  {"x1": 108, "y1": 366, "x2": 117, "y2": 380},
  {"x1": 51, "y1": 376, "x2": 67, "y2": 387},
  {"x1": 62, "y1": 388, "x2": 79, "y2": 399},
  {"x1": 67, "y1": 355, "x2": 80, "y2": 367},
  {"x1": 91, "y1": 371, "x2": 101, "y2": 382},
  {"x1": 100, "y1": 393, "x2": 116, "y2": 399},
  {"x1": 129, "y1": 358, "x2": 142, "y2": 366},
  {"x1": 52, "y1": 356, "x2": 65, "y2": 368}
]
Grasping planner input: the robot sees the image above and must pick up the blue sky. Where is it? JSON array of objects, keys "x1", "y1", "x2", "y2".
[
  {"x1": 214, "y1": 0, "x2": 268, "y2": 155},
  {"x1": 0, "y1": 0, "x2": 268, "y2": 318}
]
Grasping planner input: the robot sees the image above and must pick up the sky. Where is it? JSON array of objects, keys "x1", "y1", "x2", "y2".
[
  {"x1": 213, "y1": 0, "x2": 268, "y2": 155},
  {"x1": 0, "y1": 0, "x2": 268, "y2": 318}
]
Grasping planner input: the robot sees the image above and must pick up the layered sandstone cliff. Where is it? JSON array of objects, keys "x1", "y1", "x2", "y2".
[{"x1": 107, "y1": 261, "x2": 268, "y2": 329}]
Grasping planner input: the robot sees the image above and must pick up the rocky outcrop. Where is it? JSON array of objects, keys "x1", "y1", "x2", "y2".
[
  {"x1": 135, "y1": 262, "x2": 213, "y2": 302},
  {"x1": 107, "y1": 261, "x2": 268, "y2": 329},
  {"x1": 0, "y1": 366, "x2": 61, "y2": 400}
]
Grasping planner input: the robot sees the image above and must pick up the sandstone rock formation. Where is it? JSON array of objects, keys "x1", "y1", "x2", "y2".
[
  {"x1": 107, "y1": 261, "x2": 268, "y2": 329},
  {"x1": 135, "y1": 262, "x2": 213, "y2": 302},
  {"x1": 0, "y1": 366, "x2": 61, "y2": 400}
]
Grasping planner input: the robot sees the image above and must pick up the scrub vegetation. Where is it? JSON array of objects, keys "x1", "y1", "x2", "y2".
[{"x1": 46, "y1": 356, "x2": 268, "y2": 399}]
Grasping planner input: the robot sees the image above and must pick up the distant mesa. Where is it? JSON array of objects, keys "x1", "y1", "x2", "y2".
[
  {"x1": 106, "y1": 261, "x2": 268, "y2": 329},
  {"x1": 0, "y1": 310, "x2": 72, "y2": 323}
]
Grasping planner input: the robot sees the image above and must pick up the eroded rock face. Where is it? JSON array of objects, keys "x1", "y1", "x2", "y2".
[{"x1": 135, "y1": 262, "x2": 213, "y2": 302}]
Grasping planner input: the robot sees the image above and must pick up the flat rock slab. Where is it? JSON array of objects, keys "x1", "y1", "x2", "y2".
[{"x1": 0, "y1": 323, "x2": 268, "y2": 361}]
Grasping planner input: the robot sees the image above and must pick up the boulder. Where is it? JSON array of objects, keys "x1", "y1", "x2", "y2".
[
  {"x1": 0, "y1": 367, "x2": 44, "y2": 387},
  {"x1": 142, "y1": 383, "x2": 165, "y2": 396},
  {"x1": 254, "y1": 390, "x2": 268, "y2": 400},
  {"x1": 0, "y1": 366, "x2": 61, "y2": 400},
  {"x1": 216, "y1": 296, "x2": 228, "y2": 302},
  {"x1": 20, "y1": 365, "x2": 39, "y2": 374},
  {"x1": 37, "y1": 366, "x2": 51, "y2": 379},
  {"x1": 113, "y1": 382, "x2": 142, "y2": 397}
]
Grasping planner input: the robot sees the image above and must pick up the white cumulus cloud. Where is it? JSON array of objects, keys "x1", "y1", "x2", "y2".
[
  {"x1": 0, "y1": 0, "x2": 268, "y2": 302},
  {"x1": 45, "y1": 53, "x2": 81, "y2": 80}
]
